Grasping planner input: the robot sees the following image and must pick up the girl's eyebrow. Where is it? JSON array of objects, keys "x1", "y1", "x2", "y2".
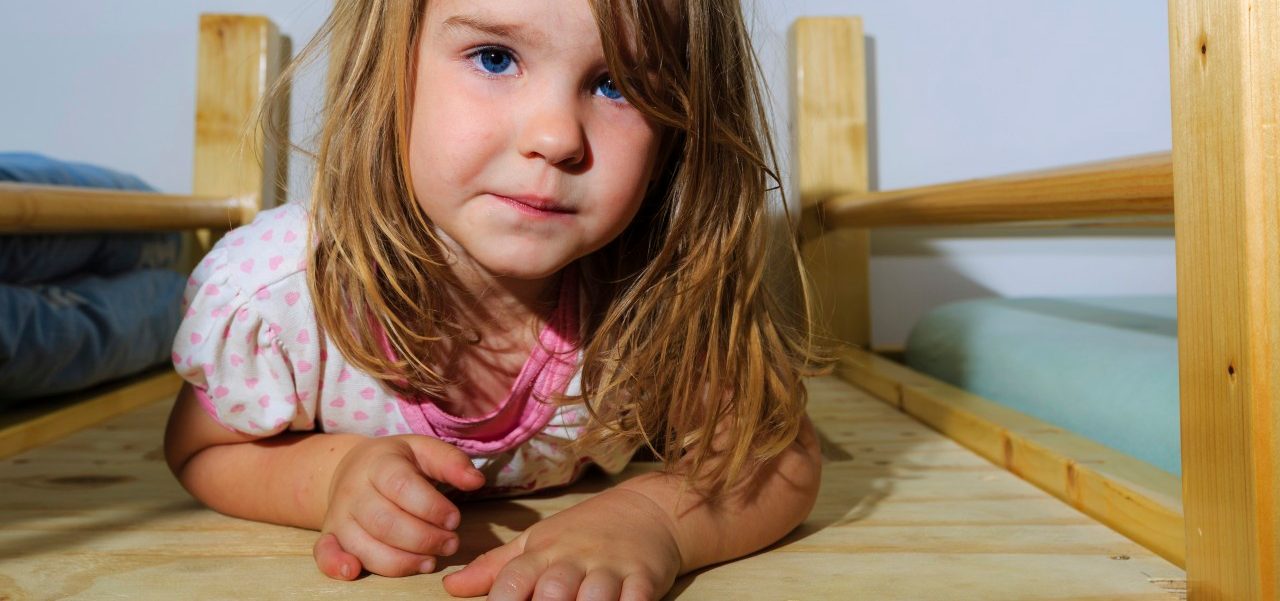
[{"x1": 441, "y1": 14, "x2": 540, "y2": 46}]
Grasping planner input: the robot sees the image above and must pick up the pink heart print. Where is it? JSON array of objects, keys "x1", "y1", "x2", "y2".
[{"x1": 269, "y1": 256, "x2": 284, "y2": 270}]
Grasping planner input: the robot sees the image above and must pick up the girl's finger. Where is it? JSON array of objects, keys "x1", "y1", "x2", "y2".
[
  {"x1": 312, "y1": 532, "x2": 362, "y2": 581},
  {"x1": 577, "y1": 569, "x2": 623, "y2": 601},
  {"x1": 484, "y1": 553, "x2": 547, "y2": 601},
  {"x1": 352, "y1": 494, "x2": 459, "y2": 557},
  {"x1": 371, "y1": 462, "x2": 462, "y2": 532},
  {"x1": 441, "y1": 537, "x2": 526, "y2": 598},
  {"x1": 401, "y1": 435, "x2": 486, "y2": 491},
  {"x1": 532, "y1": 561, "x2": 586, "y2": 601},
  {"x1": 334, "y1": 519, "x2": 439, "y2": 577},
  {"x1": 619, "y1": 573, "x2": 659, "y2": 601}
]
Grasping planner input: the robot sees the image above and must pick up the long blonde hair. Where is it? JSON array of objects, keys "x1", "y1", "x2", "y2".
[{"x1": 264, "y1": 0, "x2": 826, "y2": 498}]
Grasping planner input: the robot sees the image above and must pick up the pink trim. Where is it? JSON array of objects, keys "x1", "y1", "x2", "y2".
[
  {"x1": 193, "y1": 385, "x2": 243, "y2": 434},
  {"x1": 384, "y1": 267, "x2": 580, "y2": 456}
]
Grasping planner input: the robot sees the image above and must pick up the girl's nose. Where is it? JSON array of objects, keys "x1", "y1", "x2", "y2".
[{"x1": 516, "y1": 99, "x2": 587, "y2": 167}]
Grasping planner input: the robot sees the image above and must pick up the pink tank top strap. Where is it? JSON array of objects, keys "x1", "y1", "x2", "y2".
[{"x1": 378, "y1": 267, "x2": 580, "y2": 455}]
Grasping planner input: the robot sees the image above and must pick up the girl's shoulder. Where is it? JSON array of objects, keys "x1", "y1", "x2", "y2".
[{"x1": 185, "y1": 202, "x2": 312, "y2": 300}]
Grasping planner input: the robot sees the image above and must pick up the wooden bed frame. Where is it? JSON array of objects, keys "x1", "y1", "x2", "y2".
[
  {"x1": 793, "y1": 1, "x2": 1277, "y2": 598},
  {"x1": 0, "y1": 3, "x2": 1271, "y2": 599},
  {"x1": 0, "y1": 15, "x2": 288, "y2": 460}
]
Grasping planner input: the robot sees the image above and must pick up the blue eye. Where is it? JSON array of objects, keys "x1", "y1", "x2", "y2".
[
  {"x1": 594, "y1": 76, "x2": 625, "y2": 101},
  {"x1": 471, "y1": 48, "x2": 516, "y2": 75}
]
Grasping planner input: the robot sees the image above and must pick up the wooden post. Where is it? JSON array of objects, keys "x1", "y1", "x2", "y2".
[
  {"x1": 791, "y1": 17, "x2": 871, "y2": 350},
  {"x1": 1168, "y1": 0, "x2": 1280, "y2": 598},
  {"x1": 192, "y1": 14, "x2": 287, "y2": 255}
]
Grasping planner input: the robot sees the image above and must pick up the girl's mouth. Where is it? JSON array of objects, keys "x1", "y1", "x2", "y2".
[{"x1": 491, "y1": 193, "x2": 575, "y2": 217}]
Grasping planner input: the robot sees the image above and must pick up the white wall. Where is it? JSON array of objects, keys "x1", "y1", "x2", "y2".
[
  {"x1": 0, "y1": 1, "x2": 329, "y2": 197},
  {"x1": 1, "y1": 1, "x2": 1175, "y2": 346}
]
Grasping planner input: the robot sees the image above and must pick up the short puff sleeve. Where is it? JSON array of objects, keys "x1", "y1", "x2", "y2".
[{"x1": 171, "y1": 213, "x2": 320, "y2": 437}]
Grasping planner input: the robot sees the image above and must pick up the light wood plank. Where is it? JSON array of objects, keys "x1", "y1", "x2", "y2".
[
  {"x1": 809, "y1": 152, "x2": 1172, "y2": 229},
  {"x1": 192, "y1": 13, "x2": 287, "y2": 258},
  {"x1": 0, "y1": 183, "x2": 255, "y2": 232},
  {"x1": 792, "y1": 17, "x2": 871, "y2": 350},
  {"x1": 0, "y1": 378, "x2": 1184, "y2": 599},
  {"x1": 0, "y1": 370, "x2": 181, "y2": 460},
  {"x1": 836, "y1": 347, "x2": 1186, "y2": 567},
  {"x1": 1168, "y1": 0, "x2": 1280, "y2": 598}
]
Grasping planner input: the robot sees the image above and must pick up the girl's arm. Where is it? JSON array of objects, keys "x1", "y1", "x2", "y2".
[
  {"x1": 443, "y1": 415, "x2": 823, "y2": 599},
  {"x1": 617, "y1": 413, "x2": 823, "y2": 573},
  {"x1": 163, "y1": 382, "x2": 365, "y2": 529},
  {"x1": 164, "y1": 383, "x2": 484, "y2": 578}
]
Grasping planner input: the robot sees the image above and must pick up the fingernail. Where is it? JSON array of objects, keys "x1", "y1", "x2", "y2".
[
  {"x1": 340, "y1": 564, "x2": 351, "y2": 579},
  {"x1": 445, "y1": 512, "x2": 460, "y2": 530},
  {"x1": 419, "y1": 558, "x2": 436, "y2": 574},
  {"x1": 443, "y1": 537, "x2": 459, "y2": 556}
]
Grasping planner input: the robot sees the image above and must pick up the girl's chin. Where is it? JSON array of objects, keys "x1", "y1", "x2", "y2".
[{"x1": 476, "y1": 256, "x2": 575, "y2": 282}]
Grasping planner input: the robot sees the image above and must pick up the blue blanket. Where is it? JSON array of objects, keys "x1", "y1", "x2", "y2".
[{"x1": 0, "y1": 153, "x2": 184, "y2": 404}]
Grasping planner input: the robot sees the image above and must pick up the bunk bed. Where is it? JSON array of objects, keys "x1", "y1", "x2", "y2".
[
  {"x1": 0, "y1": 15, "x2": 286, "y2": 460},
  {"x1": 792, "y1": 1, "x2": 1277, "y2": 598},
  {"x1": 0, "y1": 1, "x2": 1273, "y2": 598}
]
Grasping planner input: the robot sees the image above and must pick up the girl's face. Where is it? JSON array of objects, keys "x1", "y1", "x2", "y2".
[{"x1": 409, "y1": 0, "x2": 663, "y2": 284}]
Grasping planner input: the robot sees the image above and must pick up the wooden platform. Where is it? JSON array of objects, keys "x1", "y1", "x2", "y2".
[{"x1": 0, "y1": 376, "x2": 1184, "y2": 599}]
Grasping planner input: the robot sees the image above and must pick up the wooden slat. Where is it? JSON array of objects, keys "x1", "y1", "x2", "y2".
[
  {"x1": 1169, "y1": 0, "x2": 1280, "y2": 598},
  {"x1": 809, "y1": 152, "x2": 1173, "y2": 230},
  {"x1": 0, "y1": 369, "x2": 181, "y2": 460},
  {"x1": 192, "y1": 13, "x2": 286, "y2": 250},
  {"x1": 0, "y1": 183, "x2": 255, "y2": 232},
  {"x1": 792, "y1": 17, "x2": 871, "y2": 350},
  {"x1": 836, "y1": 347, "x2": 1186, "y2": 568},
  {"x1": 0, "y1": 377, "x2": 1184, "y2": 599}
]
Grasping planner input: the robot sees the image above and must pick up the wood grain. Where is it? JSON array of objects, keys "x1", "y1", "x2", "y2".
[
  {"x1": 1168, "y1": 0, "x2": 1280, "y2": 598},
  {"x1": 0, "y1": 183, "x2": 255, "y2": 232},
  {"x1": 836, "y1": 347, "x2": 1186, "y2": 567},
  {"x1": 0, "y1": 370, "x2": 181, "y2": 460},
  {"x1": 0, "y1": 378, "x2": 1184, "y2": 599},
  {"x1": 792, "y1": 17, "x2": 872, "y2": 350},
  {"x1": 191, "y1": 14, "x2": 288, "y2": 261},
  {"x1": 813, "y1": 152, "x2": 1173, "y2": 229}
]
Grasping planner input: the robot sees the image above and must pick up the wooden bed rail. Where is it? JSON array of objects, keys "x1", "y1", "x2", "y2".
[
  {"x1": 802, "y1": 151, "x2": 1173, "y2": 234},
  {"x1": 797, "y1": 2, "x2": 1280, "y2": 597},
  {"x1": 0, "y1": 183, "x2": 256, "y2": 232}
]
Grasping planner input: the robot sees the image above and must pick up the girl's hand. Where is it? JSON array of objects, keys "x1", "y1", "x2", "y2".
[
  {"x1": 315, "y1": 435, "x2": 486, "y2": 579},
  {"x1": 442, "y1": 488, "x2": 683, "y2": 601}
]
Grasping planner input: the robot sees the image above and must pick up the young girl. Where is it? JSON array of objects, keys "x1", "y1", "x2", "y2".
[{"x1": 164, "y1": 0, "x2": 823, "y2": 598}]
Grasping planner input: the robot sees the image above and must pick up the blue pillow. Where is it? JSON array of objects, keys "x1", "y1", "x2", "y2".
[{"x1": 0, "y1": 270, "x2": 185, "y2": 405}]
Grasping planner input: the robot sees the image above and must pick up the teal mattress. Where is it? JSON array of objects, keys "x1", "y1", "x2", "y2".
[{"x1": 904, "y1": 296, "x2": 1180, "y2": 475}]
